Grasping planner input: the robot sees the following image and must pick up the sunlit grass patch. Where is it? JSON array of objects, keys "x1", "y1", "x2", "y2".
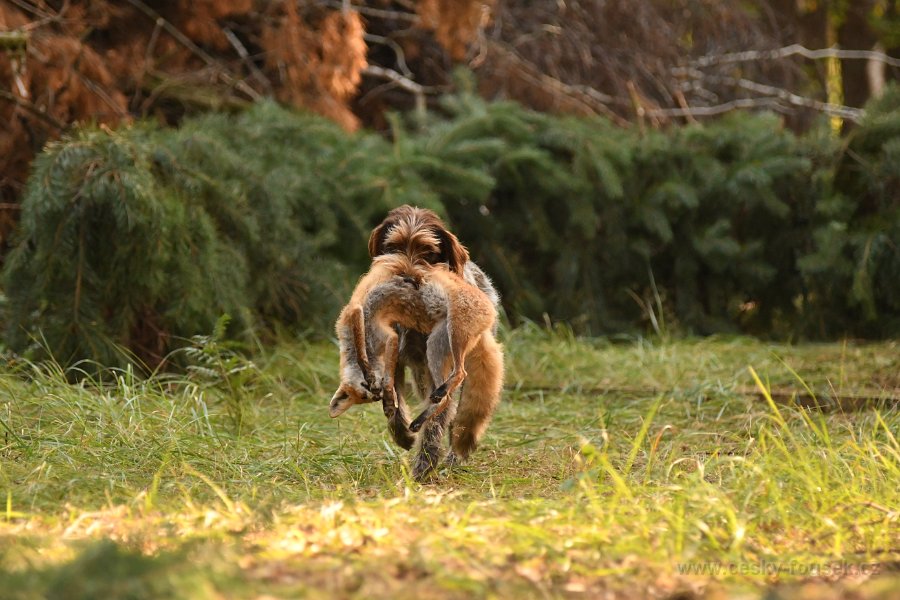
[{"x1": 0, "y1": 330, "x2": 898, "y2": 598}]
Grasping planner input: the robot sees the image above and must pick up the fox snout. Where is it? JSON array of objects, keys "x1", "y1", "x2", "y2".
[
  {"x1": 329, "y1": 389, "x2": 353, "y2": 418},
  {"x1": 329, "y1": 384, "x2": 376, "y2": 418}
]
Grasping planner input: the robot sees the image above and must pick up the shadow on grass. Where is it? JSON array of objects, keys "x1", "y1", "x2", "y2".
[{"x1": 0, "y1": 540, "x2": 226, "y2": 600}]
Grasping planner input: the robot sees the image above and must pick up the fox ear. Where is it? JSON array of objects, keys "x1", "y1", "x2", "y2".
[{"x1": 329, "y1": 389, "x2": 352, "y2": 418}]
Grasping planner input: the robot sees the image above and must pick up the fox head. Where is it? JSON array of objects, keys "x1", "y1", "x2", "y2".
[{"x1": 329, "y1": 382, "x2": 372, "y2": 418}]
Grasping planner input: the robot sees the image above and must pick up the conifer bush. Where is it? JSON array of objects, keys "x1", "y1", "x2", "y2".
[
  {"x1": 799, "y1": 85, "x2": 900, "y2": 337},
  {"x1": 402, "y1": 88, "x2": 898, "y2": 339},
  {"x1": 3, "y1": 126, "x2": 251, "y2": 369},
  {"x1": 404, "y1": 95, "x2": 818, "y2": 336},
  {"x1": 4, "y1": 89, "x2": 900, "y2": 369},
  {"x1": 3, "y1": 103, "x2": 431, "y2": 369}
]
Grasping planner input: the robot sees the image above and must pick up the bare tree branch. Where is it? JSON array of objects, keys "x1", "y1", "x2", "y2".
[
  {"x1": 364, "y1": 33, "x2": 414, "y2": 78},
  {"x1": 0, "y1": 89, "x2": 67, "y2": 130},
  {"x1": 320, "y1": 0, "x2": 418, "y2": 22},
  {"x1": 122, "y1": 0, "x2": 262, "y2": 102},
  {"x1": 648, "y1": 97, "x2": 787, "y2": 119},
  {"x1": 672, "y1": 67, "x2": 865, "y2": 123},
  {"x1": 362, "y1": 64, "x2": 429, "y2": 116},
  {"x1": 223, "y1": 27, "x2": 273, "y2": 95},
  {"x1": 713, "y1": 74, "x2": 864, "y2": 122},
  {"x1": 487, "y1": 42, "x2": 631, "y2": 127},
  {"x1": 690, "y1": 44, "x2": 900, "y2": 69}
]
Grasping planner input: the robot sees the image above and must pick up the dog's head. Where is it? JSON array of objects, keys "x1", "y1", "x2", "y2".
[{"x1": 368, "y1": 205, "x2": 469, "y2": 274}]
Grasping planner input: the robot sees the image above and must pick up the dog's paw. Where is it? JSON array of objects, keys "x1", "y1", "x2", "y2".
[
  {"x1": 444, "y1": 451, "x2": 464, "y2": 468},
  {"x1": 412, "y1": 453, "x2": 441, "y2": 482}
]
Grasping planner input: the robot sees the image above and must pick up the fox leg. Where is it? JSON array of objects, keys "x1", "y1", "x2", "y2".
[
  {"x1": 348, "y1": 306, "x2": 372, "y2": 384},
  {"x1": 385, "y1": 347, "x2": 415, "y2": 450},
  {"x1": 377, "y1": 325, "x2": 402, "y2": 418},
  {"x1": 409, "y1": 322, "x2": 472, "y2": 433}
]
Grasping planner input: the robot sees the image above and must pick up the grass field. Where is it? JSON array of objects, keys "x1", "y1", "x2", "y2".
[{"x1": 1, "y1": 326, "x2": 898, "y2": 599}]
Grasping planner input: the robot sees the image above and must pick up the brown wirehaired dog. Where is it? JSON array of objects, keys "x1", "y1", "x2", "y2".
[
  {"x1": 365, "y1": 206, "x2": 504, "y2": 478},
  {"x1": 329, "y1": 255, "x2": 502, "y2": 479},
  {"x1": 368, "y1": 206, "x2": 471, "y2": 279}
]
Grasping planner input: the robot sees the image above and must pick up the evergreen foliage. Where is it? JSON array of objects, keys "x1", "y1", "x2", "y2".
[
  {"x1": 3, "y1": 103, "x2": 428, "y2": 369},
  {"x1": 4, "y1": 88, "x2": 900, "y2": 368},
  {"x1": 401, "y1": 96, "x2": 817, "y2": 335},
  {"x1": 799, "y1": 84, "x2": 900, "y2": 337}
]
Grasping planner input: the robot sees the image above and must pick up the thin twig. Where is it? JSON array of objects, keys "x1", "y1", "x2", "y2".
[
  {"x1": 0, "y1": 89, "x2": 66, "y2": 130},
  {"x1": 122, "y1": 0, "x2": 262, "y2": 102},
  {"x1": 77, "y1": 74, "x2": 129, "y2": 118},
  {"x1": 130, "y1": 17, "x2": 163, "y2": 113},
  {"x1": 726, "y1": 75, "x2": 863, "y2": 121},
  {"x1": 673, "y1": 89, "x2": 699, "y2": 124},
  {"x1": 364, "y1": 33, "x2": 414, "y2": 78},
  {"x1": 488, "y1": 42, "x2": 631, "y2": 127},
  {"x1": 5, "y1": 0, "x2": 52, "y2": 19},
  {"x1": 648, "y1": 97, "x2": 785, "y2": 119},
  {"x1": 223, "y1": 27, "x2": 273, "y2": 95},
  {"x1": 319, "y1": 0, "x2": 418, "y2": 22},
  {"x1": 363, "y1": 65, "x2": 428, "y2": 116}
]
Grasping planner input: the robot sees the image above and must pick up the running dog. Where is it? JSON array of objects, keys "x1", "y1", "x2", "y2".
[
  {"x1": 367, "y1": 206, "x2": 504, "y2": 472},
  {"x1": 331, "y1": 206, "x2": 504, "y2": 479},
  {"x1": 330, "y1": 255, "x2": 499, "y2": 479}
]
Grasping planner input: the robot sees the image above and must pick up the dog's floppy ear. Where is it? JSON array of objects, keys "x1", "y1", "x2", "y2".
[
  {"x1": 435, "y1": 228, "x2": 469, "y2": 274},
  {"x1": 368, "y1": 219, "x2": 394, "y2": 258}
]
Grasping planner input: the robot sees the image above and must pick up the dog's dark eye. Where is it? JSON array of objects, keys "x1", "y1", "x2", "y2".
[{"x1": 425, "y1": 251, "x2": 441, "y2": 263}]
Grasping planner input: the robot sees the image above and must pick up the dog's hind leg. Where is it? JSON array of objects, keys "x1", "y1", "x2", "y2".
[{"x1": 411, "y1": 397, "x2": 456, "y2": 481}]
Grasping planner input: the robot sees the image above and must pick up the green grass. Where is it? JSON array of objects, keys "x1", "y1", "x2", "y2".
[{"x1": 1, "y1": 326, "x2": 898, "y2": 599}]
